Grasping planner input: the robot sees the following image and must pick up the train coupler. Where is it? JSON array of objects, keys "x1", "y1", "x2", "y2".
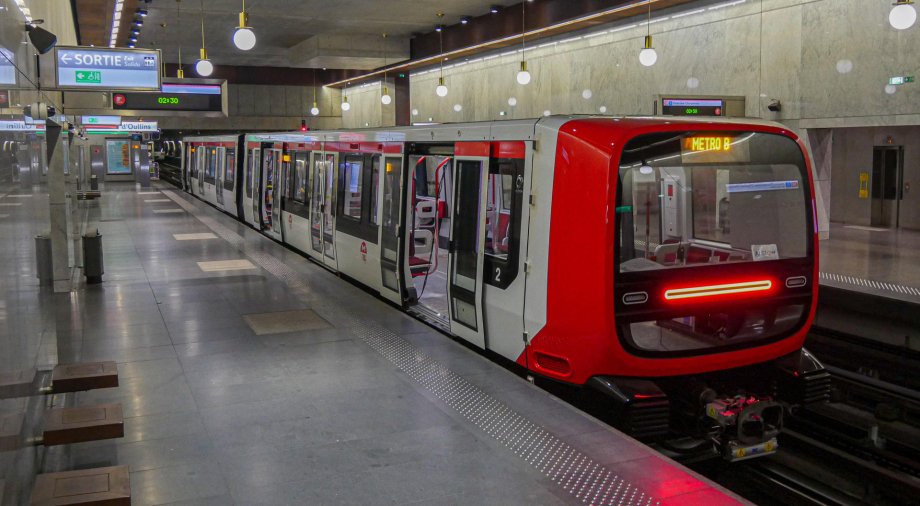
[{"x1": 706, "y1": 395, "x2": 783, "y2": 462}]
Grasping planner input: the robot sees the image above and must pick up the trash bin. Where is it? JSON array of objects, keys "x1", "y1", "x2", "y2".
[
  {"x1": 35, "y1": 235, "x2": 52, "y2": 286},
  {"x1": 90, "y1": 175, "x2": 99, "y2": 191},
  {"x1": 82, "y1": 228, "x2": 104, "y2": 284}
]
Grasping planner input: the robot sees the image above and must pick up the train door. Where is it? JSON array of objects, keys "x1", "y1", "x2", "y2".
[
  {"x1": 225, "y1": 148, "x2": 239, "y2": 216},
  {"x1": 197, "y1": 148, "x2": 206, "y2": 195},
  {"x1": 188, "y1": 145, "x2": 198, "y2": 195},
  {"x1": 215, "y1": 147, "x2": 226, "y2": 207},
  {"x1": 261, "y1": 145, "x2": 283, "y2": 241},
  {"x1": 871, "y1": 146, "x2": 904, "y2": 228},
  {"x1": 310, "y1": 151, "x2": 338, "y2": 269},
  {"x1": 447, "y1": 152, "x2": 489, "y2": 349},
  {"x1": 379, "y1": 154, "x2": 407, "y2": 304}
]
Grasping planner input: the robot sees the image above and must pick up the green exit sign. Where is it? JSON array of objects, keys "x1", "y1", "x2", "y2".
[
  {"x1": 75, "y1": 71, "x2": 102, "y2": 84},
  {"x1": 889, "y1": 76, "x2": 915, "y2": 85}
]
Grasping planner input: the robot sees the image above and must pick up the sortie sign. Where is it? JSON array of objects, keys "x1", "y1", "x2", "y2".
[{"x1": 54, "y1": 46, "x2": 161, "y2": 91}]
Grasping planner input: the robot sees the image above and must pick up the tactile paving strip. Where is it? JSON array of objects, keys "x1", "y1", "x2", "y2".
[
  {"x1": 164, "y1": 190, "x2": 658, "y2": 505},
  {"x1": 820, "y1": 272, "x2": 920, "y2": 298}
]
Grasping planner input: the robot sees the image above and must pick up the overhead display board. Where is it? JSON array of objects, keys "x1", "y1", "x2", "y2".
[
  {"x1": 662, "y1": 98, "x2": 724, "y2": 117},
  {"x1": 54, "y1": 46, "x2": 161, "y2": 91},
  {"x1": 112, "y1": 82, "x2": 222, "y2": 112}
]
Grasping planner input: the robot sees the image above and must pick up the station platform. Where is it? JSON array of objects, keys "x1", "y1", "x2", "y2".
[
  {"x1": 819, "y1": 223, "x2": 920, "y2": 304},
  {"x1": 1, "y1": 183, "x2": 745, "y2": 505}
]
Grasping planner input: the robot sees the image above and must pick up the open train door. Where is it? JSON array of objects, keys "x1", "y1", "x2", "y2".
[
  {"x1": 447, "y1": 144, "x2": 489, "y2": 349},
  {"x1": 378, "y1": 154, "x2": 408, "y2": 305}
]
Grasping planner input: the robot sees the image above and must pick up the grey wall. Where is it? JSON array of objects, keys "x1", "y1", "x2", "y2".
[{"x1": 829, "y1": 126, "x2": 920, "y2": 229}]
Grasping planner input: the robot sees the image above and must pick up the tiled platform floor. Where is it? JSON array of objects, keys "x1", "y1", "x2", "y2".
[
  {"x1": 820, "y1": 223, "x2": 920, "y2": 303},
  {"x1": 3, "y1": 183, "x2": 745, "y2": 505}
]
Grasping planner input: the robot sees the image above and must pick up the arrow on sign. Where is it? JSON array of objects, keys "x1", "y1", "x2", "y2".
[
  {"x1": 60, "y1": 53, "x2": 73, "y2": 64},
  {"x1": 76, "y1": 72, "x2": 85, "y2": 79}
]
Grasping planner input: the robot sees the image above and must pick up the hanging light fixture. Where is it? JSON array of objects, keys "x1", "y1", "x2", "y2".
[
  {"x1": 516, "y1": 1, "x2": 532, "y2": 85},
  {"x1": 176, "y1": 0, "x2": 184, "y2": 78},
  {"x1": 639, "y1": 1, "x2": 658, "y2": 67},
  {"x1": 435, "y1": 13, "x2": 448, "y2": 97},
  {"x1": 341, "y1": 82, "x2": 351, "y2": 111},
  {"x1": 311, "y1": 69, "x2": 320, "y2": 115},
  {"x1": 381, "y1": 33, "x2": 392, "y2": 105},
  {"x1": 195, "y1": 0, "x2": 213, "y2": 76},
  {"x1": 890, "y1": 1, "x2": 917, "y2": 30},
  {"x1": 233, "y1": 0, "x2": 256, "y2": 50}
]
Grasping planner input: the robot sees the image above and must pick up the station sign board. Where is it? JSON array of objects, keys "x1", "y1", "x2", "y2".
[
  {"x1": 112, "y1": 82, "x2": 223, "y2": 112},
  {"x1": 81, "y1": 115, "x2": 122, "y2": 126},
  {"x1": 662, "y1": 98, "x2": 724, "y2": 117},
  {"x1": 120, "y1": 121, "x2": 158, "y2": 132},
  {"x1": 0, "y1": 120, "x2": 42, "y2": 132},
  {"x1": 54, "y1": 46, "x2": 161, "y2": 91}
]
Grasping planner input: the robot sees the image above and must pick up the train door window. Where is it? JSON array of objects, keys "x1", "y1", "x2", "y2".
[
  {"x1": 381, "y1": 156, "x2": 402, "y2": 263},
  {"x1": 207, "y1": 148, "x2": 218, "y2": 182},
  {"x1": 189, "y1": 147, "x2": 198, "y2": 177},
  {"x1": 341, "y1": 155, "x2": 363, "y2": 220},
  {"x1": 370, "y1": 155, "x2": 380, "y2": 225},
  {"x1": 225, "y1": 149, "x2": 236, "y2": 191},
  {"x1": 293, "y1": 152, "x2": 308, "y2": 204},
  {"x1": 483, "y1": 158, "x2": 524, "y2": 288},
  {"x1": 246, "y1": 149, "x2": 256, "y2": 198}
]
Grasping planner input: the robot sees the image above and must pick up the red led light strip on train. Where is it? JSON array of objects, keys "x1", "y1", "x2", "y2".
[{"x1": 664, "y1": 280, "x2": 773, "y2": 301}]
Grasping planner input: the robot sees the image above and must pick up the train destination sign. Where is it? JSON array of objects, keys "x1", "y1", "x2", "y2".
[
  {"x1": 662, "y1": 98, "x2": 724, "y2": 116},
  {"x1": 54, "y1": 47, "x2": 161, "y2": 91},
  {"x1": 112, "y1": 82, "x2": 223, "y2": 112}
]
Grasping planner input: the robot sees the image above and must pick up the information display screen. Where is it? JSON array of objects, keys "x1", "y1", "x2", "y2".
[
  {"x1": 106, "y1": 140, "x2": 132, "y2": 174},
  {"x1": 662, "y1": 98, "x2": 724, "y2": 116},
  {"x1": 112, "y1": 83, "x2": 222, "y2": 112},
  {"x1": 680, "y1": 134, "x2": 751, "y2": 164},
  {"x1": 55, "y1": 47, "x2": 160, "y2": 90}
]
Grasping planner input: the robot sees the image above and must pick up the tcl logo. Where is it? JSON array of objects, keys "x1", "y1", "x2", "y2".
[{"x1": 113, "y1": 94, "x2": 127, "y2": 106}]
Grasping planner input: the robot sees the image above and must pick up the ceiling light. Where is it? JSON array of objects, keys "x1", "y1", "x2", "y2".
[
  {"x1": 381, "y1": 87, "x2": 392, "y2": 105},
  {"x1": 460, "y1": 16, "x2": 471, "y2": 24},
  {"x1": 435, "y1": 25, "x2": 443, "y2": 32},
  {"x1": 381, "y1": 33, "x2": 392, "y2": 106},
  {"x1": 435, "y1": 14, "x2": 448, "y2": 97},
  {"x1": 195, "y1": 0, "x2": 213, "y2": 76},
  {"x1": 516, "y1": 1, "x2": 532, "y2": 85},
  {"x1": 311, "y1": 101, "x2": 319, "y2": 115},
  {"x1": 341, "y1": 95, "x2": 350, "y2": 111},
  {"x1": 490, "y1": 5, "x2": 500, "y2": 13},
  {"x1": 890, "y1": 1, "x2": 917, "y2": 30},
  {"x1": 134, "y1": 18, "x2": 143, "y2": 27},
  {"x1": 233, "y1": 0, "x2": 256, "y2": 50},
  {"x1": 639, "y1": 3, "x2": 657, "y2": 67},
  {"x1": 136, "y1": 8, "x2": 148, "y2": 16}
]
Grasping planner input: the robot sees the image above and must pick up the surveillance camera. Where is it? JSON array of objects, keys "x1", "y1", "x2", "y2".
[{"x1": 767, "y1": 99, "x2": 782, "y2": 112}]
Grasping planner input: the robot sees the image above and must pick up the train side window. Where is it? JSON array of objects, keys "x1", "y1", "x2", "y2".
[
  {"x1": 246, "y1": 149, "x2": 256, "y2": 198},
  {"x1": 341, "y1": 155, "x2": 363, "y2": 220},
  {"x1": 484, "y1": 158, "x2": 524, "y2": 289}
]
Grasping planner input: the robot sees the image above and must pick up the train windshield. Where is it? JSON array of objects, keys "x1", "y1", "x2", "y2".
[{"x1": 615, "y1": 131, "x2": 812, "y2": 355}]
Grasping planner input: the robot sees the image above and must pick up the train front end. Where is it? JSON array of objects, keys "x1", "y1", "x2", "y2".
[{"x1": 533, "y1": 118, "x2": 829, "y2": 461}]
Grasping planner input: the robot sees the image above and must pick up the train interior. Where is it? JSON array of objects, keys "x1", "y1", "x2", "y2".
[{"x1": 407, "y1": 152, "x2": 453, "y2": 320}]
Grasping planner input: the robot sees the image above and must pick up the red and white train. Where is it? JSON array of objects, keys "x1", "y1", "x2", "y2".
[{"x1": 180, "y1": 116, "x2": 829, "y2": 461}]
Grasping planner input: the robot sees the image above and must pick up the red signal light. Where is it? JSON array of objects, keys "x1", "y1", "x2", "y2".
[
  {"x1": 664, "y1": 280, "x2": 773, "y2": 302},
  {"x1": 300, "y1": 119, "x2": 307, "y2": 132}
]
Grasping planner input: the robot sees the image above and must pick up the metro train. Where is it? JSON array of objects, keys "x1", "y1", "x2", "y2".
[{"x1": 178, "y1": 116, "x2": 830, "y2": 461}]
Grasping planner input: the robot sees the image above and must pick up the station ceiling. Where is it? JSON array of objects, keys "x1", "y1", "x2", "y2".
[{"x1": 72, "y1": 0, "x2": 699, "y2": 84}]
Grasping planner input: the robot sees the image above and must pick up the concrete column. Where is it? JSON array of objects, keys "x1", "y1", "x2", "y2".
[
  {"x1": 46, "y1": 120, "x2": 71, "y2": 292},
  {"x1": 806, "y1": 129, "x2": 833, "y2": 240}
]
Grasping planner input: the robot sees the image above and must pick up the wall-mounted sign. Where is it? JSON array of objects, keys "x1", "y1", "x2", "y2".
[
  {"x1": 55, "y1": 46, "x2": 161, "y2": 91},
  {"x1": 0, "y1": 120, "x2": 40, "y2": 132},
  {"x1": 859, "y1": 172, "x2": 869, "y2": 199},
  {"x1": 0, "y1": 48, "x2": 16, "y2": 85},
  {"x1": 888, "y1": 76, "x2": 915, "y2": 86},
  {"x1": 106, "y1": 139, "x2": 132, "y2": 174},
  {"x1": 120, "y1": 121, "x2": 158, "y2": 132},
  {"x1": 662, "y1": 98, "x2": 724, "y2": 116},
  {"x1": 112, "y1": 82, "x2": 222, "y2": 112},
  {"x1": 81, "y1": 115, "x2": 122, "y2": 126}
]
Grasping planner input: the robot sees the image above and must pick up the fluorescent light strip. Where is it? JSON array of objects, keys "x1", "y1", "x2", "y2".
[
  {"x1": 671, "y1": 8, "x2": 706, "y2": 19},
  {"x1": 110, "y1": 0, "x2": 125, "y2": 47}
]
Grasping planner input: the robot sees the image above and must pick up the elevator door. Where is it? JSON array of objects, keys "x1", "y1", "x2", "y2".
[{"x1": 871, "y1": 147, "x2": 904, "y2": 228}]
